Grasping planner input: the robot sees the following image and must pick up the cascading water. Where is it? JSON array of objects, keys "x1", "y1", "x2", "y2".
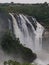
[
  {"x1": 9, "y1": 13, "x2": 44, "y2": 52},
  {"x1": 9, "y1": 13, "x2": 45, "y2": 65},
  {"x1": 9, "y1": 13, "x2": 49, "y2": 65},
  {"x1": 1, "y1": 13, "x2": 49, "y2": 65},
  {"x1": 35, "y1": 20, "x2": 44, "y2": 51},
  {"x1": 9, "y1": 13, "x2": 35, "y2": 51}
]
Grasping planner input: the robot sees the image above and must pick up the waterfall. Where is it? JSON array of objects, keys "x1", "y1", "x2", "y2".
[
  {"x1": 9, "y1": 13, "x2": 49, "y2": 65},
  {"x1": 0, "y1": 13, "x2": 49, "y2": 65},
  {"x1": 9, "y1": 13, "x2": 44, "y2": 52},
  {"x1": 9, "y1": 13, "x2": 34, "y2": 51},
  {"x1": 34, "y1": 19, "x2": 44, "y2": 51}
]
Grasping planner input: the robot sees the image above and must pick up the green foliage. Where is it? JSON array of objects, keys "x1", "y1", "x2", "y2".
[
  {"x1": 1, "y1": 31, "x2": 21, "y2": 53},
  {"x1": 0, "y1": 3, "x2": 49, "y2": 27},
  {"x1": 4, "y1": 61, "x2": 7, "y2": 65},
  {"x1": 4, "y1": 60, "x2": 21, "y2": 65},
  {"x1": 4, "y1": 60, "x2": 37, "y2": 65},
  {"x1": 1, "y1": 31, "x2": 37, "y2": 62},
  {"x1": 22, "y1": 47, "x2": 37, "y2": 62}
]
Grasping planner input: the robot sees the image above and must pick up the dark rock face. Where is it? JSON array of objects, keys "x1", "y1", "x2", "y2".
[
  {"x1": 27, "y1": 16, "x2": 37, "y2": 30},
  {"x1": 21, "y1": 47, "x2": 37, "y2": 63},
  {"x1": 0, "y1": 12, "x2": 14, "y2": 43},
  {"x1": 42, "y1": 29, "x2": 49, "y2": 52},
  {"x1": 0, "y1": 12, "x2": 9, "y2": 43}
]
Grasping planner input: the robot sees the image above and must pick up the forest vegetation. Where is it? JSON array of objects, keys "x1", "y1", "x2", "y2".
[
  {"x1": 0, "y1": 2, "x2": 49, "y2": 28},
  {"x1": 1, "y1": 31, "x2": 37, "y2": 63}
]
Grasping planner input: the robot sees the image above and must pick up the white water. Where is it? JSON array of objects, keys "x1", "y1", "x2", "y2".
[
  {"x1": 9, "y1": 13, "x2": 49, "y2": 65},
  {"x1": 9, "y1": 13, "x2": 44, "y2": 52},
  {"x1": 35, "y1": 22, "x2": 44, "y2": 51}
]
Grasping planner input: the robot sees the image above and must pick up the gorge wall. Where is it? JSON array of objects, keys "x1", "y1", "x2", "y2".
[
  {"x1": 0, "y1": 12, "x2": 9, "y2": 43},
  {"x1": 0, "y1": 12, "x2": 14, "y2": 43}
]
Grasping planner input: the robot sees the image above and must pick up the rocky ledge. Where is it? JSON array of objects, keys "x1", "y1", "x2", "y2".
[{"x1": 43, "y1": 29, "x2": 49, "y2": 38}]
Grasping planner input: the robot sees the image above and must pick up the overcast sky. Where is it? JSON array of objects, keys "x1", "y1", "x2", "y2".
[{"x1": 0, "y1": 0, "x2": 49, "y2": 3}]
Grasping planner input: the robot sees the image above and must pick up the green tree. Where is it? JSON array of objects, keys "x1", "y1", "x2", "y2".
[{"x1": 4, "y1": 61, "x2": 8, "y2": 65}]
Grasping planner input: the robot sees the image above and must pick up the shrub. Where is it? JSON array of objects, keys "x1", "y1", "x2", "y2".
[{"x1": 1, "y1": 31, "x2": 37, "y2": 63}]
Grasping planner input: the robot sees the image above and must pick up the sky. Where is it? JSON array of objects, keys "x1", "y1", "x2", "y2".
[{"x1": 0, "y1": 0, "x2": 49, "y2": 3}]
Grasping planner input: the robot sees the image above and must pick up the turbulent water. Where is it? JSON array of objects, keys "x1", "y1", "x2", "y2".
[
  {"x1": 9, "y1": 13, "x2": 44, "y2": 52},
  {"x1": 0, "y1": 13, "x2": 49, "y2": 65},
  {"x1": 9, "y1": 13, "x2": 47, "y2": 65}
]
